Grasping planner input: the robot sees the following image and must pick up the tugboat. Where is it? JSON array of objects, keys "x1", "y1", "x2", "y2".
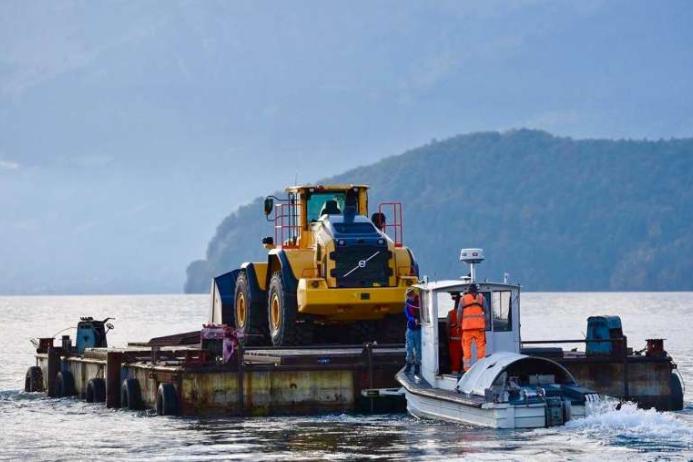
[{"x1": 396, "y1": 249, "x2": 599, "y2": 429}]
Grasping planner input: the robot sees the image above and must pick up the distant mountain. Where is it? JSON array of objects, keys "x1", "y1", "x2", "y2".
[{"x1": 185, "y1": 129, "x2": 693, "y2": 293}]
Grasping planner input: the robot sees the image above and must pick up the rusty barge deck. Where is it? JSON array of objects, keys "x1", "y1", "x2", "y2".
[{"x1": 32, "y1": 343, "x2": 406, "y2": 416}]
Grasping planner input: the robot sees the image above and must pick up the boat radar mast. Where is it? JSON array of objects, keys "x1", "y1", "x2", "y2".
[{"x1": 459, "y1": 248, "x2": 484, "y2": 282}]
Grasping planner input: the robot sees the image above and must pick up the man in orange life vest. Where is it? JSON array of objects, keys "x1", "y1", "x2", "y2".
[
  {"x1": 447, "y1": 295, "x2": 462, "y2": 374},
  {"x1": 458, "y1": 283, "x2": 486, "y2": 371}
]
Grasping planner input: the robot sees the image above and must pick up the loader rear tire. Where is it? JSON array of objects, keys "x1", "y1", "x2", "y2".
[
  {"x1": 267, "y1": 272, "x2": 313, "y2": 346},
  {"x1": 234, "y1": 272, "x2": 268, "y2": 346}
]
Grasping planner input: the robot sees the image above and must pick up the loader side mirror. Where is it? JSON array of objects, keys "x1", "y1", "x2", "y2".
[{"x1": 263, "y1": 197, "x2": 274, "y2": 216}]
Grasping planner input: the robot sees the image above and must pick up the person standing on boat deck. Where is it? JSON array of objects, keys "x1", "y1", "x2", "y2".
[
  {"x1": 403, "y1": 288, "x2": 422, "y2": 375},
  {"x1": 447, "y1": 295, "x2": 462, "y2": 374},
  {"x1": 459, "y1": 283, "x2": 486, "y2": 371}
]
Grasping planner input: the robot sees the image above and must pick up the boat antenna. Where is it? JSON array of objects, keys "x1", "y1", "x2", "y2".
[{"x1": 459, "y1": 248, "x2": 485, "y2": 283}]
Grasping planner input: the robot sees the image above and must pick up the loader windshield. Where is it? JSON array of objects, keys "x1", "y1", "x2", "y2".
[{"x1": 307, "y1": 192, "x2": 346, "y2": 222}]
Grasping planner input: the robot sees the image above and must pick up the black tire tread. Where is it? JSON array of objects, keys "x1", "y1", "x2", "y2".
[
  {"x1": 268, "y1": 272, "x2": 312, "y2": 346},
  {"x1": 25, "y1": 366, "x2": 44, "y2": 392},
  {"x1": 235, "y1": 272, "x2": 268, "y2": 346},
  {"x1": 670, "y1": 372, "x2": 684, "y2": 411},
  {"x1": 120, "y1": 378, "x2": 143, "y2": 410},
  {"x1": 56, "y1": 370, "x2": 76, "y2": 397},
  {"x1": 86, "y1": 378, "x2": 106, "y2": 403},
  {"x1": 156, "y1": 383, "x2": 179, "y2": 416}
]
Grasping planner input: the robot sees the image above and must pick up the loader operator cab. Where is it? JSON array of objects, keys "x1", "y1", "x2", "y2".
[
  {"x1": 264, "y1": 185, "x2": 373, "y2": 248},
  {"x1": 308, "y1": 189, "x2": 360, "y2": 223}
]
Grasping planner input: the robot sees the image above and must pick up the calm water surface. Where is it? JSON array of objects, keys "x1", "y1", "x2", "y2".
[{"x1": 1, "y1": 293, "x2": 691, "y2": 461}]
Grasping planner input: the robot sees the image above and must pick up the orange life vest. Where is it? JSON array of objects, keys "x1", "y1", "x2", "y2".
[
  {"x1": 447, "y1": 307, "x2": 461, "y2": 341},
  {"x1": 447, "y1": 306, "x2": 463, "y2": 373},
  {"x1": 461, "y1": 293, "x2": 485, "y2": 331}
]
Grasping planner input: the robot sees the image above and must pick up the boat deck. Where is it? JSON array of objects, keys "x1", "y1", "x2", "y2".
[{"x1": 396, "y1": 370, "x2": 485, "y2": 408}]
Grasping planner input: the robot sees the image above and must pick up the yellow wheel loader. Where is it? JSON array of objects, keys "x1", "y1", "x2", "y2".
[{"x1": 210, "y1": 184, "x2": 419, "y2": 346}]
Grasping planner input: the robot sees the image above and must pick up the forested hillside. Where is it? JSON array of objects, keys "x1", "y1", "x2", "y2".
[{"x1": 185, "y1": 130, "x2": 693, "y2": 292}]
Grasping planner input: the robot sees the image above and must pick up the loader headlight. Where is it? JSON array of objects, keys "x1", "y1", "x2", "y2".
[{"x1": 337, "y1": 239, "x2": 345, "y2": 246}]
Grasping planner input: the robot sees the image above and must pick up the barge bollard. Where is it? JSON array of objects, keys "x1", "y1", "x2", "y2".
[
  {"x1": 106, "y1": 351, "x2": 123, "y2": 408},
  {"x1": 46, "y1": 347, "x2": 61, "y2": 398}
]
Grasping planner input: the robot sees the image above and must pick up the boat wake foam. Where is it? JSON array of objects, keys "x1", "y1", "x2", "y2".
[
  {"x1": 565, "y1": 399, "x2": 693, "y2": 451},
  {"x1": 0, "y1": 389, "x2": 47, "y2": 401}
]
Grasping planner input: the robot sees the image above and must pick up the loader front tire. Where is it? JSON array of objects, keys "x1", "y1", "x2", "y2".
[
  {"x1": 267, "y1": 272, "x2": 312, "y2": 346},
  {"x1": 234, "y1": 272, "x2": 267, "y2": 346}
]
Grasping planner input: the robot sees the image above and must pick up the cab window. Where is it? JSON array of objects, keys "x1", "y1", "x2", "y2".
[
  {"x1": 306, "y1": 192, "x2": 346, "y2": 222},
  {"x1": 490, "y1": 291, "x2": 512, "y2": 331}
]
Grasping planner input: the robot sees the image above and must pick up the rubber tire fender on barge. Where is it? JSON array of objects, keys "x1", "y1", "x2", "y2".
[
  {"x1": 24, "y1": 366, "x2": 44, "y2": 392},
  {"x1": 56, "y1": 370, "x2": 76, "y2": 397},
  {"x1": 86, "y1": 378, "x2": 106, "y2": 403},
  {"x1": 670, "y1": 371, "x2": 684, "y2": 411},
  {"x1": 120, "y1": 378, "x2": 144, "y2": 410},
  {"x1": 156, "y1": 383, "x2": 180, "y2": 416}
]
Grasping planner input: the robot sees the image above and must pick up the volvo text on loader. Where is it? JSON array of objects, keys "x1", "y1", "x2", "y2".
[{"x1": 210, "y1": 184, "x2": 419, "y2": 346}]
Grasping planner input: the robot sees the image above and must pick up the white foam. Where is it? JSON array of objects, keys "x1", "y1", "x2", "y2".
[{"x1": 566, "y1": 399, "x2": 693, "y2": 443}]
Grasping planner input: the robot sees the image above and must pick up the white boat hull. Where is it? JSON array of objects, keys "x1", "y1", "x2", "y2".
[{"x1": 398, "y1": 371, "x2": 587, "y2": 429}]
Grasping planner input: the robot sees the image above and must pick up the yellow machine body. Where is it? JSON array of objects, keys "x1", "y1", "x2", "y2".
[{"x1": 252, "y1": 184, "x2": 417, "y2": 323}]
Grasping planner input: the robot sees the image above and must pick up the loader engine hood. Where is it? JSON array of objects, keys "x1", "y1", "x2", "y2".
[{"x1": 321, "y1": 215, "x2": 393, "y2": 288}]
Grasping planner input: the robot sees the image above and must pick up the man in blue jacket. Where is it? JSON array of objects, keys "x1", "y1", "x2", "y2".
[{"x1": 404, "y1": 288, "x2": 422, "y2": 375}]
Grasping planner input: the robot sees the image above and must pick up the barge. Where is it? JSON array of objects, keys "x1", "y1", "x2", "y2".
[
  {"x1": 25, "y1": 336, "x2": 404, "y2": 415},
  {"x1": 24, "y1": 323, "x2": 682, "y2": 416}
]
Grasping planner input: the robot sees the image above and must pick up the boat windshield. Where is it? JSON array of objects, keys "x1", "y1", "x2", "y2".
[{"x1": 437, "y1": 288, "x2": 514, "y2": 332}]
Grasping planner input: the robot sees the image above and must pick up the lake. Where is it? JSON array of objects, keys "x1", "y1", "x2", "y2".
[{"x1": 1, "y1": 293, "x2": 691, "y2": 461}]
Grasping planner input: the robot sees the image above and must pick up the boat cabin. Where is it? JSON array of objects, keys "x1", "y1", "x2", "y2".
[
  {"x1": 396, "y1": 248, "x2": 599, "y2": 428},
  {"x1": 417, "y1": 279, "x2": 522, "y2": 390}
]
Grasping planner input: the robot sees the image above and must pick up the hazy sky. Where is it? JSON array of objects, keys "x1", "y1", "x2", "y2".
[{"x1": 1, "y1": 0, "x2": 692, "y2": 294}]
